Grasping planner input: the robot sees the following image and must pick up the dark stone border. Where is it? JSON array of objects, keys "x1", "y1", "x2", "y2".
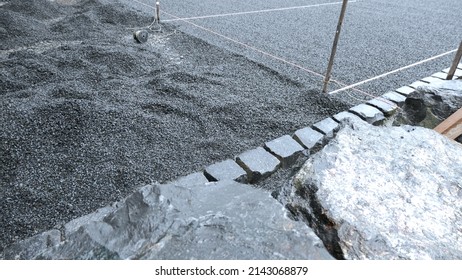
[
  {"x1": 170, "y1": 67, "x2": 461, "y2": 187},
  {"x1": 3, "y1": 66, "x2": 460, "y2": 259}
]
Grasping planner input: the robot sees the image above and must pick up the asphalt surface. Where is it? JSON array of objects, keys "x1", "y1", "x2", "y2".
[{"x1": 127, "y1": 0, "x2": 462, "y2": 101}]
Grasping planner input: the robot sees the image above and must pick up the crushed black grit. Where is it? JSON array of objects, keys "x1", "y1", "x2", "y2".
[{"x1": 0, "y1": 0, "x2": 349, "y2": 250}]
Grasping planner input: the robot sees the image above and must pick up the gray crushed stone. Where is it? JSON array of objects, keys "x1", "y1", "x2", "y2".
[{"x1": 0, "y1": 0, "x2": 349, "y2": 250}]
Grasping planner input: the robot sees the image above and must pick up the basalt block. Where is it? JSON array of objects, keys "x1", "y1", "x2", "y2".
[
  {"x1": 204, "y1": 159, "x2": 247, "y2": 183},
  {"x1": 348, "y1": 104, "x2": 385, "y2": 125},
  {"x1": 264, "y1": 135, "x2": 305, "y2": 168},
  {"x1": 235, "y1": 147, "x2": 280, "y2": 183},
  {"x1": 312, "y1": 118, "x2": 339, "y2": 138}
]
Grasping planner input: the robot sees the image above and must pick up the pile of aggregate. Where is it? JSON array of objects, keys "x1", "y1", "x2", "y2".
[{"x1": 0, "y1": 0, "x2": 349, "y2": 250}]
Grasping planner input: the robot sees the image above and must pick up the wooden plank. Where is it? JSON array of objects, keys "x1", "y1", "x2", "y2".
[{"x1": 434, "y1": 107, "x2": 462, "y2": 140}]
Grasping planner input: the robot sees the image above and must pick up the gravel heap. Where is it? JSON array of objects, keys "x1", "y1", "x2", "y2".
[{"x1": 0, "y1": 0, "x2": 349, "y2": 250}]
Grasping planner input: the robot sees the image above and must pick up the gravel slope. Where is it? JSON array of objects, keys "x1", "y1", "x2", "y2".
[
  {"x1": 142, "y1": 0, "x2": 462, "y2": 100},
  {"x1": 0, "y1": 0, "x2": 349, "y2": 250}
]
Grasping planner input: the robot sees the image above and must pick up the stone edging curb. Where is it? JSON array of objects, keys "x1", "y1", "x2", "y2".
[{"x1": 170, "y1": 64, "x2": 462, "y2": 187}]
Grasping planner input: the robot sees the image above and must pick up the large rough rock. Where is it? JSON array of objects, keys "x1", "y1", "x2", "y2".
[
  {"x1": 2, "y1": 180, "x2": 333, "y2": 260},
  {"x1": 395, "y1": 80, "x2": 462, "y2": 127},
  {"x1": 280, "y1": 120, "x2": 462, "y2": 260}
]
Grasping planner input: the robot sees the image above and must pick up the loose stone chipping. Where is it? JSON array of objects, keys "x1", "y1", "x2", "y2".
[
  {"x1": 0, "y1": 0, "x2": 352, "y2": 252},
  {"x1": 2, "y1": 0, "x2": 461, "y2": 261}
]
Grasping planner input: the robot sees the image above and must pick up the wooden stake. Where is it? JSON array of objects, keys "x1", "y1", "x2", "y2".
[
  {"x1": 322, "y1": 0, "x2": 349, "y2": 93},
  {"x1": 156, "y1": 1, "x2": 160, "y2": 23},
  {"x1": 446, "y1": 40, "x2": 462, "y2": 80}
]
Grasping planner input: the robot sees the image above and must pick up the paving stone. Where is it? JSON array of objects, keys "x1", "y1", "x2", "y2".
[
  {"x1": 236, "y1": 147, "x2": 280, "y2": 183},
  {"x1": 442, "y1": 67, "x2": 462, "y2": 76},
  {"x1": 332, "y1": 111, "x2": 367, "y2": 124},
  {"x1": 204, "y1": 159, "x2": 247, "y2": 183},
  {"x1": 348, "y1": 104, "x2": 385, "y2": 124},
  {"x1": 395, "y1": 86, "x2": 415, "y2": 96},
  {"x1": 171, "y1": 172, "x2": 210, "y2": 186},
  {"x1": 264, "y1": 135, "x2": 305, "y2": 168},
  {"x1": 408, "y1": 80, "x2": 429, "y2": 89},
  {"x1": 381, "y1": 91, "x2": 406, "y2": 106},
  {"x1": 421, "y1": 76, "x2": 444, "y2": 83},
  {"x1": 366, "y1": 97, "x2": 398, "y2": 116},
  {"x1": 441, "y1": 68, "x2": 462, "y2": 77},
  {"x1": 431, "y1": 71, "x2": 457, "y2": 80},
  {"x1": 449, "y1": 68, "x2": 462, "y2": 77},
  {"x1": 293, "y1": 127, "x2": 325, "y2": 152},
  {"x1": 312, "y1": 117, "x2": 339, "y2": 138}
]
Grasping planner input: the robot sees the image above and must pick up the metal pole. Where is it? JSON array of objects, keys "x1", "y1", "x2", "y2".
[
  {"x1": 322, "y1": 0, "x2": 349, "y2": 93},
  {"x1": 446, "y1": 40, "x2": 462, "y2": 80}
]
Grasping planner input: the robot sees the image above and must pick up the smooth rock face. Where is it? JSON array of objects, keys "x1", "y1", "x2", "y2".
[
  {"x1": 395, "y1": 80, "x2": 462, "y2": 127},
  {"x1": 282, "y1": 120, "x2": 462, "y2": 260},
  {"x1": 2, "y1": 180, "x2": 333, "y2": 260}
]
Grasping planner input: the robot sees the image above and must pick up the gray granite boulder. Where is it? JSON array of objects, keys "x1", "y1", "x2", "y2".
[
  {"x1": 2, "y1": 180, "x2": 333, "y2": 260},
  {"x1": 394, "y1": 80, "x2": 462, "y2": 127},
  {"x1": 280, "y1": 120, "x2": 462, "y2": 259}
]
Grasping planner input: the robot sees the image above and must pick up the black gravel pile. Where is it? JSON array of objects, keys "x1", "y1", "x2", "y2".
[{"x1": 0, "y1": 0, "x2": 349, "y2": 250}]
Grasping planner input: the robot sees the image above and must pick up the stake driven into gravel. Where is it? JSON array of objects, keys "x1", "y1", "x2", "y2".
[{"x1": 0, "y1": 0, "x2": 350, "y2": 250}]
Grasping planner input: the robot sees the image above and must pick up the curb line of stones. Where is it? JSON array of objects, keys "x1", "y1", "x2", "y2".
[
  {"x1": 2, "y1": 66, "x2": 461, "y2": 258},
  {"x1": 170, "y1": 64, "x2": 462, "y2": 187}
]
